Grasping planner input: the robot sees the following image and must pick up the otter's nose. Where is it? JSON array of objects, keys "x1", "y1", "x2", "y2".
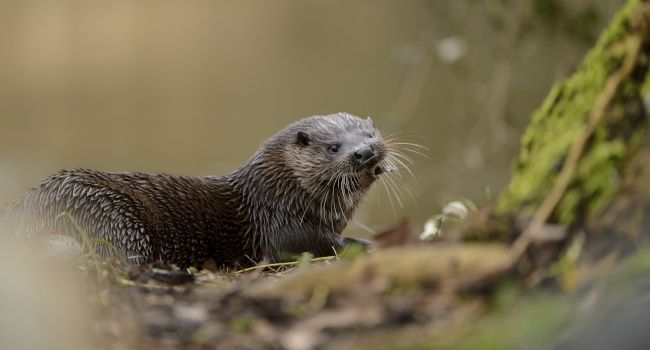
[{"x1": 354, "y1": 146, "x2": 376, "y2": 165}]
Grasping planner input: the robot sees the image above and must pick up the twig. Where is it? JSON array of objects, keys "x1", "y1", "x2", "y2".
[{"x1": 235, "y1": 256, "x2": 338, "y2": 274}]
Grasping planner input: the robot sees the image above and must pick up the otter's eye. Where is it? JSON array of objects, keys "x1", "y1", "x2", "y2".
[
  {"x1": 329, "y1": 144, "x2": 340, "y2": 153},
  {"x1": 368, "y1": 133, "x2": 375, "y2": 138}
]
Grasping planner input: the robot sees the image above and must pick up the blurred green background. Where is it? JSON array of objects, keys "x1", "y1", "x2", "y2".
[{"x1": 0, "y1": 0, "x2": 625, "y2": 233}]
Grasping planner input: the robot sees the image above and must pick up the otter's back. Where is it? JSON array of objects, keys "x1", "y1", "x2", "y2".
[{"x1": 2, "y1": 169, "x2": 247, "y2": 267}]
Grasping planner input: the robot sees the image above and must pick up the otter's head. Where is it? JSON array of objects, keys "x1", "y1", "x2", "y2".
[{"x1": 281, "y1": 113, "x2": 389, "y2": 201}]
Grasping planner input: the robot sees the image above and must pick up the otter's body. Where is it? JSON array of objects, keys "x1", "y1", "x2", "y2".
[{"x1": 2, "y1": 113, "x2": 390, "y2": 267}]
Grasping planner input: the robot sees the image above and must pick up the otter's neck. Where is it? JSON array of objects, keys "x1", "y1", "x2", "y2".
[{"x1": 227, "y1": 152, "x2": 356, "y2": 261}]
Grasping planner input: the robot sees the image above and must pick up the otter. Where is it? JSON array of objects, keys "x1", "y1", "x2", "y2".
[{"x1": 1, "y1": 113, "x2": 393, "y2": 267}]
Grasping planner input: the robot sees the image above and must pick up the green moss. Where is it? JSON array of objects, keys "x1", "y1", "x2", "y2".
[{"x1": 496, "y1": 0, "x2": 648, "y2": 226}]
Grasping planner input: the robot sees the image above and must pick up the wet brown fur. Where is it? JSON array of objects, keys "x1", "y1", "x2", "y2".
[{"x1": 1, "y1": 113, "x2": 388, "y2": 267}]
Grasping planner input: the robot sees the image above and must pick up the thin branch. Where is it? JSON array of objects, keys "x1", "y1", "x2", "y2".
[{"x1": 235, "y1": 256, "x2": 338, "y2": 274}]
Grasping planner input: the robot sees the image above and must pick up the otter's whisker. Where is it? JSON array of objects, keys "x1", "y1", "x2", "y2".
[
  {"x1": 388, "y1": 149, "x2": 416, "y2": 164},
  {"x1": 382, "y1": 131, "x2": 411, "y2": 143},
  {"x1": 388, "y1": 142, "x2": 429, "y2": 150},
  {"x1": 336, "y1": 192, "x2": 347, "y2": 226},
  {"x1": 397, "y1": 147, "x2": 430, "y2": 159},
  {"x1": 299, "y1": 173, "x2": 331, "y2": 224},
  {"x1": 333, "y1": 173, "x2": 346, "y2": 230},
  {"x1": 320, "y1": 166, "x2": 341, "y2": 224},
  {"x1": 384, "y1": 173, "x2": 404, "y2": 208},
  {"x1": 316, "y1": 172, "x2": 334, "y2": 229},
  {"x1": 340, "y1": 179, "x2": 349, "y2": 209},
  {"x1": 379, "y1": 177, "x2": 397, "y2": 216},
  {"x1": 383, "y1": 132, "x2": 417, "y2": 143},
  {"x1": 328, "y1": 173, "x2": 342, "y2": 230},
  {"x1": 392, "y1": 172, "x2": 418, "y2": 204},
  {"x1": 344, "y1": 176, "x2": 355, "y2": 207},
  {"x1": 387, "y1": 154, "x2": 417, "y2": 180},
  {"x1": 383, "y1": 158, "x2": 403, "y2": 179},
  {"x1": 332, "y1": 176, "x2": 341, "y2": 225}
]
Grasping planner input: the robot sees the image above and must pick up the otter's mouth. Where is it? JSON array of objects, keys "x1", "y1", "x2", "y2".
[
  {"x1": 364, "y1": 163, "x2": 386, "y2": 178},
  {"x1": 359, "y1": 162, "x2": 391, "y2": 187}
]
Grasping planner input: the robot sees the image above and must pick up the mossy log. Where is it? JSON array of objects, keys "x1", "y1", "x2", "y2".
[
  {"x1": 247, "y1": 244, "x2": 511, "y2": 298},
  {"x1": 496, "y1": 0, "x2": 650, "y2": 228}
]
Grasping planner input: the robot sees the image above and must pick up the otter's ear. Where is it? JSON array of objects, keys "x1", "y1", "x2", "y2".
[
  {"x1": 296, "y1": 131, "x2": 311, "y2": 146},
  {"x1": 366, "y1": 116, "x2": 374, "y2": 127}
]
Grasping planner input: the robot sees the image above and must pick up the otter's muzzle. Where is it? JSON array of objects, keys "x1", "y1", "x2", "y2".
[
  {"x1": 354, "y1": 146, "x2": 386, "y2": 185},
  {"x1": 354, "y1": 146, "x2": 377, "y2": 167}
]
